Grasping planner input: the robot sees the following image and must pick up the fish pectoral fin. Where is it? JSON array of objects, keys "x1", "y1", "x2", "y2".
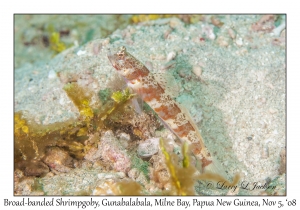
[{"x1": 131, "y1": 96, "x2": 144, "y2": 114}]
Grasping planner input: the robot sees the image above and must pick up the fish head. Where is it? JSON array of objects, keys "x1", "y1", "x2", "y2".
[
  {"x1": 107, "y1": 46, "x2": 148, "y2": 80},
  {"x1": 107, "y1": 46, "x2": 127, "y2": 71}
]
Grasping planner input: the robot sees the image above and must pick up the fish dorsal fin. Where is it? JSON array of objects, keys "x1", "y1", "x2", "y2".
[{"x1": 152, "y1": 72, "x2": 181, "y2": 98}]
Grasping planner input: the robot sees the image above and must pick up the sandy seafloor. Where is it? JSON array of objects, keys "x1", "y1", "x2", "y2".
[{"x1": 14, "y1": 15, "x2": 286, "y2": 195}]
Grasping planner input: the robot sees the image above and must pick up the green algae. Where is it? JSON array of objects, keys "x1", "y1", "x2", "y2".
[
  {"x1": 131, "y1": 155, "x2": 150, "y2": 180},
  {"x1": 159, "y1": 138, "x2": 197, "y2": 195},
  {"x1": 63, "y1": 83, "x2": 94, "y2": 119},
  {"x1": 49, "y1": 32, "x2": 66, "y2": 53},
  {"x1": 98, "y1": 88, "x2": 112, "y2": 104},
  {"x1": 111, "y1": 88, "x2": 135, "y2": 104},
  {"x1": 14, "y1": 111, "x2": 88, "y2": 168}
]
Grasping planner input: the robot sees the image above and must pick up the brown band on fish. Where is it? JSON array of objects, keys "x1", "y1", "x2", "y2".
[
  {"x1": 125, "y1": 66, "x2": 149, "y2": 80},
  {"x1": 174, "y1": 123, "x2": 195, "y2": 138},
  {"x1": 154, "y1": 105, "x2": 181, "y2": 121},
  {"x1": 140, "y1": 86, "x2": 164, "y2": 101},
  {"x1": 190, "y1": 142, "x2": 202, "y2": 155},
  {"x1": 201, "y1": 156, "x2": 213, "y2": 169}
]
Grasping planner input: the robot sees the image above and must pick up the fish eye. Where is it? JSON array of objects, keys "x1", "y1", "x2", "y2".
[
  {"x1": 117, "y1": 52, "x2": 124, "y2": 59},
  {"x1": 117, "y1": 46, "x2": 126, "y2": 59}
]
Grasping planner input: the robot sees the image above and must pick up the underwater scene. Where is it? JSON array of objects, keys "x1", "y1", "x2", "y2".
[{"x1": 14, "y1": 14, "x2": 286, "y2": 195}]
